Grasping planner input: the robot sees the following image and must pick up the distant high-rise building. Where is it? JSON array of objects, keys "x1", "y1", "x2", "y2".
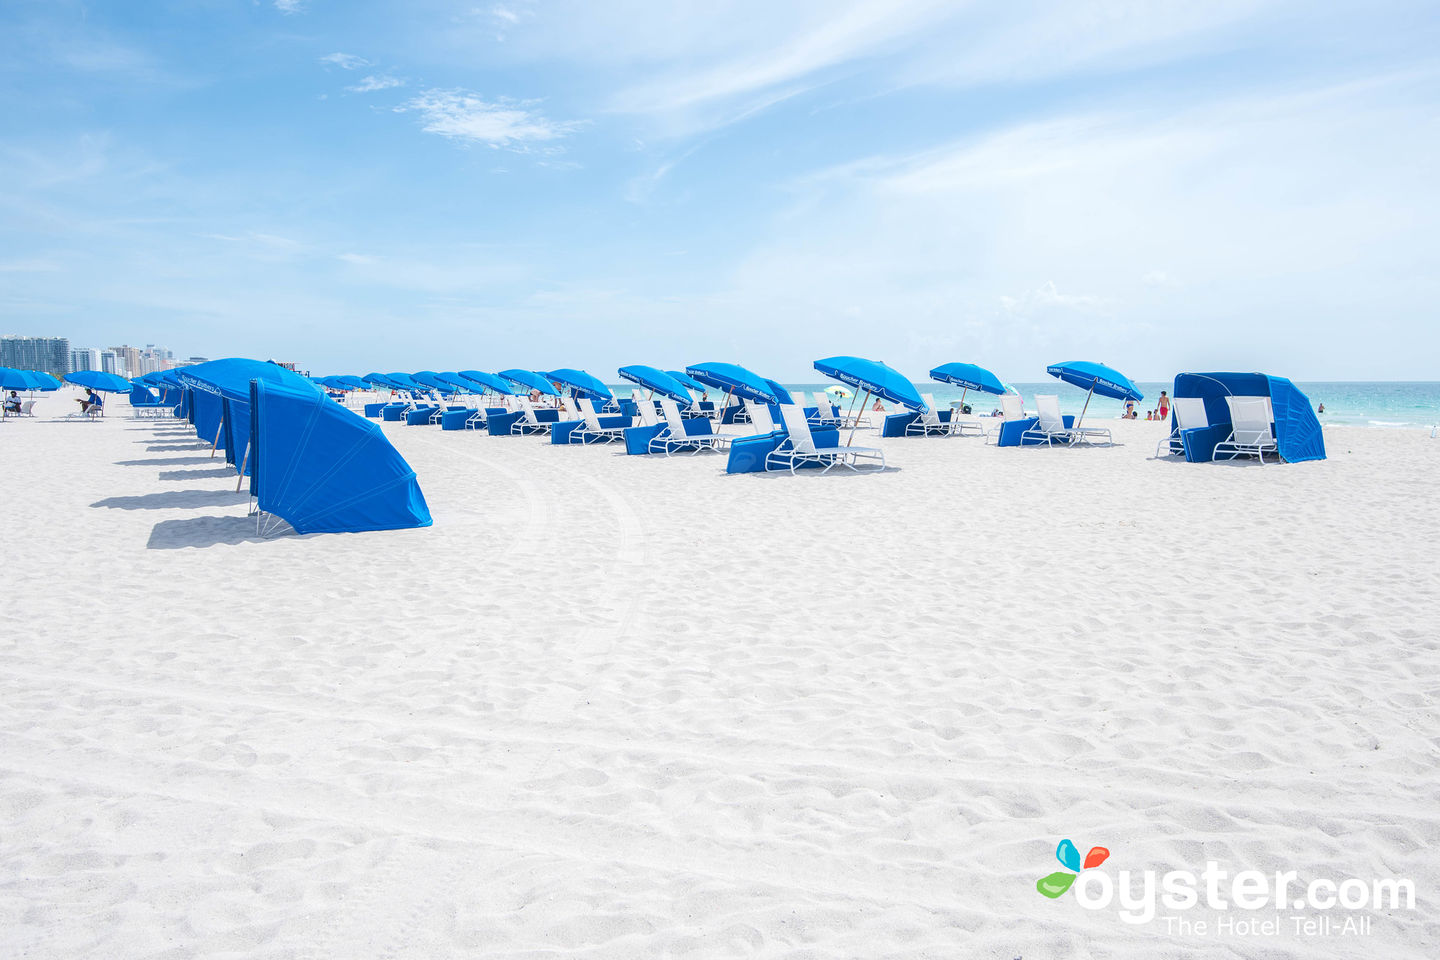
[
  {"x1": 186, "y1": 356, "x2": 209, "y2": 365},
  {"x1": 108, "y1": 345, "x2": 143, "y2": 378},
  {"x1": 100, "y1": 350, "x2": 121, "y2": 375},
  {"x1": 1, "y1": 335, "x2": 71, "y2": 376},
  {"x1": 70, "y1": 347, "x2": 101, "y2": 373}
]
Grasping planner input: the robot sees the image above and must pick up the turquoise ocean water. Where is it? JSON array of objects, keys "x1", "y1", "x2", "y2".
[{"x1": 765, "y1": 381, "x2": 1440, "y2": 429}]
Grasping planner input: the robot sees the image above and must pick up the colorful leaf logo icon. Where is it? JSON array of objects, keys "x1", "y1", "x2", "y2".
[{"x1": 1036, "y1": 839, "x2": 1110, "y2": 898}]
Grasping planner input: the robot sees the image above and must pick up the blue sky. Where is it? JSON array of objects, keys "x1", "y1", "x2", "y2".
[{"x1": 1, "y1": 0, "x2": 1436, "y2": 380}]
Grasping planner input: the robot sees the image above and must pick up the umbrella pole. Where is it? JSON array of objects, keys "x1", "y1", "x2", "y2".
[
  {"x1": 843, "y1": 389, "x2": 860, "y2": 427},
  {"x1": 953, "y1": 387, "x2": 969, "y2": 435},
  {"x1": 210, "y1": 415, "x2": 225, "y2": 457},
  {"x1": 235, "y1": 444, "x2": 249, "y2": 492},
  {"x1": 720, "y1": 388, "x2": 733, "y2": 423},
  {"x1": 1075, "y1": 385, "x2": 1096, "y2": 435},
  {"x1": 847, "y1": 390, "x2": 871, "y2": 446}
]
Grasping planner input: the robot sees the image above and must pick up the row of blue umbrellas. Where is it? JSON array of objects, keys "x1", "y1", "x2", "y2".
[{"x1": 320, "y1": 358, "x2": 1143, "y2": 439}]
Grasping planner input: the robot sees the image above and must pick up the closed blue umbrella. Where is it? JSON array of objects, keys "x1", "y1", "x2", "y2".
[
  {"x1": 64, "y1": 370, "x2": 133, "y2": 392},
  {"x1": 814, "y1": 355, "x2": 923, "y2": 445},
  {"x1": 457, "y1": 370, "x2": 517, "y2": 396},
  {"x1": 546, "y1": 368, "x2": 613, "y2": 401},
  {"x1": 618, "y1": 365, "x2": 692, "y2": 403},
  {"x1": 498, "y1": 369, "x2": 561, "y2": 397},
  {"x1": 1045, "y1": 360, "x2": 1143, "y2": 431}
]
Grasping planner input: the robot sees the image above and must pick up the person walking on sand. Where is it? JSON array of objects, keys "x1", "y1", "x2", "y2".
[{"x1": 1157, "y1": 390, "x2": 1170, "y2": 420}]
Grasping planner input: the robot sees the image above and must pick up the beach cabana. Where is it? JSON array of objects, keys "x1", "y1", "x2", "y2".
[
  {"x1": 1163, "y1": 372, "x2": 1325, "y2": 464},
  {"x1": 178, "y1": 358, "x2": 322, "y2": 475},
  {"x1": 248, "y1": 379, "x2": 431, "y2": 536}
]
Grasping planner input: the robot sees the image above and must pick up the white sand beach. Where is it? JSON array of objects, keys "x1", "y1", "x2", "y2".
[{"x1": 2, "y1": 395, "x2": 1438, "y2": 959}]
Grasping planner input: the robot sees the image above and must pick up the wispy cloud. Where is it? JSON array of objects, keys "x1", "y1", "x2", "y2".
[
  {"x1": 348, "y1": 74, "x2": 404, "y2": 93},
  {"x1": 319, "y1": 52, "x2": 369, "y2": 70},
  {"x1": 0, "y1": 258, "x2": 62, "y2": 273},
  {"x1": 274, "y1": 0, "x2": 305, "y2": 15},
  {"x1": 395, "y1": 90, "x2": 578, "y2": 148}
]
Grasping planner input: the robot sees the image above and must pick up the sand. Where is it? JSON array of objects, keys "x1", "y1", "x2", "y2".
[{"x1": 1, "y1": 391, "x2": 1437, "y2": 959}]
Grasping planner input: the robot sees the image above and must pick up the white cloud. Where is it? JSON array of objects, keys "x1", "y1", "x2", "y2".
[
  {"x1": 319, "y1": 53, "x2": 369, "y2": 70},
  {"x1": 274, "y1": 0, "x2": 305, "y2": 15},
  {"x1": 348, "y1": 74, "x2": 405, "y2": 93},
  {"x1": 396, "y1": 90, "x2": 577, "y2": 148}
]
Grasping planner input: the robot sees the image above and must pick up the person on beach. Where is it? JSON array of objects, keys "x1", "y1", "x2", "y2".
[
  {"x1": 78, "y1": 389, "x2": 101, "y2": 414},
  {"x1": 1157, "y1": 390, "x2": 1170, "y2": 420},
  {"x1": 1317, "y1": 402, "x2": 1325, "y2": 414},
  {"x1": 1125, "y1": 399, "x2": 1135, "y2": 418},
  {"x1": 3, "y1": 391, "x2": 19, "y2": 415},
  {"x1": 872, "y1": 397, "x2": 885, "y2": 412}
]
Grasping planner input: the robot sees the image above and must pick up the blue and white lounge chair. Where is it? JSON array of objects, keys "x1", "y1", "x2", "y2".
[
  {"x1": 572, "y1": 398, "x2": 626, "y2": 443},
  {"x1": 1156, "y1": 397, "x2": 1209, "y2": 457},
  {"x1": 511, "y1": 397, "x2": 555, "y2": 435},
  {"x1": 984, "y1": 393, "x2": 1026, "y2": 444},
  {"x1": 647, "y1": 397, "x2": 727, "y2": 455},
  {"x1": 1213, "y1": 396, "x2": 1277, "y2": 465},
  {"x1": 766, "y1": 404, "x2": 885, "y2": 474},
  {"x1": 904, "y1": 393, "x2": 951, "y2": 437},
  {"x1": 810, "y1": 392, "x2": 843, "y2": 427}
]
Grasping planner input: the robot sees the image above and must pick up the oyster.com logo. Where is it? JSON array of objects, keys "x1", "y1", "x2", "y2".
[{"x1": 1036, "y1": 839, "x2": 1110, "y2": 898}]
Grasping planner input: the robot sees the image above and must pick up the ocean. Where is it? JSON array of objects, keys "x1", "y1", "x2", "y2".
[{"x1": 770, "y1": 381, "x2": 1440, "y2": 429}]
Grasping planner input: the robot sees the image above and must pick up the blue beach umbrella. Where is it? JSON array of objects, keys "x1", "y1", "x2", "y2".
[
  {"x1": 498, "y1": 368, "x2": 562, "y2": 397},
  {"x1": 545, "y1": 368, "x2": 613, "y2": 402},
  {"x1": 814, "y1": 355, "x2": 924, "y2": 445},
  {"x1": 1045, "y1": 360, "x2": 1143, "y2": 430},
  {"x1": 665, "y1": 370, "x2": 707, "y2": 393},
  {"x1": 618, "y1": 365, "x2": 693, "y2": 403},
  {"x1": 25, "y1": 372, "x2": 61, "y2": 391},
  {"x1": 684, "y1": 362, "x2": 781, "y2": 411},
  {"x1": 930, "y1": 361, "x2": 1006, "y2": 418},
  {"x1": 64, "y1": 370, "x2": 134, "y2": 392},
  {"x1": 457, "y1": 370, "x2": 516, "y2": 396},
  {"x1": 763, "y1": 379, "x2": 795, "y2": 405},
  {"x1": 384, "y1": 372, "x2": 425, "y2": 393},
  {"x1": 0, "y1": 367, "x2": 31, "y2": 390},
  {"x1": 411, "y1": 371, "x2": 456, "y2": 394},
  {"x1": 363, "y1": 372, "x2": 400, "y2": 390}
]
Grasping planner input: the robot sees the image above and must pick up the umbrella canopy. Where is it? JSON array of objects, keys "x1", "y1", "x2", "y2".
[
  {"x1": 0, "y1": 367, "x2": 32, "y2": 390},
  {"x1": 64, "y1": 370, "x2": 134, "y2": 392},
  {"x1": 761, "y1": 378, "x2": 795, "y2": 404},
  {"x1": 929, "y1": 362, "x2": 1005, "y2": 396},
  {"x1": 385, "y1": 372, "x2": 425, "y2": 392},
  {"x1": 617, "y1": 365, "x2": 693, "y2": 403},
  {"x1": 684, "y1": 362, "x2": 780, "y2": 404},
  {"x1": 498, "y1": 369, "x2": 562, "y2": 397},
  {"x1": 665, "y1": 370, "x2": 707, "y2": 392},
  {"x1": 825, "y1": 385, "x2": 854, "y2": 398},
  {"x1": 23, "y1": 371, "x2": 61, "y2": 390},
  {"x1": 457, "y1": 370, "x2": 517, "y2": 395},
  {"x1": 546, "y1": 368, "x2": 613, "y2": 401},
  {"x1": 363, "y1": 372, "x2": 401, "y2": 390},
  {"x1": 1045, "y1": 361, "x2": 1143, "y2": 402},
  {"x1": 411, "y1": 371, "x2": 456, "y2": 393},
  {"x1": 814, "y1": 356, "x2": 925, "y2": 411},
  {"x1": 155, "y1": 370, "x2": 185, "y2": 388},
  {"x1": 336, "y1": 375, "x2": 370, "y2": 390}
]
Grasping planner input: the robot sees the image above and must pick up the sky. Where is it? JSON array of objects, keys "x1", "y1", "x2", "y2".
[{"x1": 0, "y1": 0, "x2": 1436, "y2": 381}]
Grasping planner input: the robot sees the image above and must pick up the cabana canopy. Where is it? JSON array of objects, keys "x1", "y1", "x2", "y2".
[
  {"x1": 546, "y1": 368, "x2": 613, "y2": 400},
  {"x1": 1171, "y1": 372, "x2": 1326, "y2": 463},
  {"x1": 499, "y1": 369, "x2": 561, "y2": 397},
  {"x1": 179, "y1": 358, "x2": 321, "y2": 474},
  {"x1": 250, "y1": 379, "x2": 432, "y2": 535},
  {"x1": 618, "y1": 365, "x2": 692, "y2": 403}
]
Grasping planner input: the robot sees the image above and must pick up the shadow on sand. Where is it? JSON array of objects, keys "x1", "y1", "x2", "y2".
[
  {"x1": 92, "y1": 489, "x2": 250, "y2": 511},
  {"x1": 158, "y1": 467, "x2": 237, "y2": 481},
  {"x1": 146, "y1": 515, "x2": 269, "y2": 549},
  {"x1": 116, "y1": 456, "x2": 216, "y2": 467}
]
